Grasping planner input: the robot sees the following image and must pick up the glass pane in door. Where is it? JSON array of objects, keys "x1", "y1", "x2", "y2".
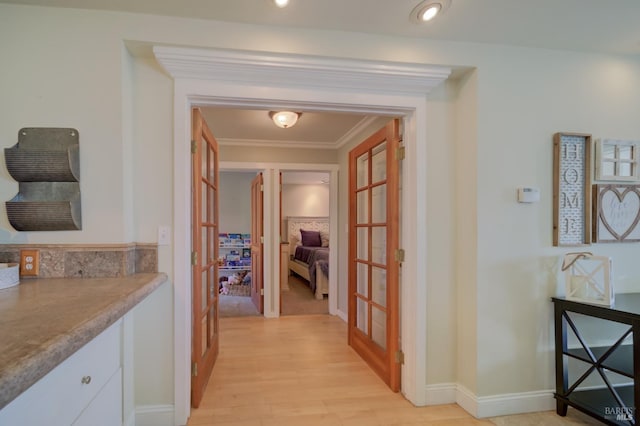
[
  {"x1": 357, "y1": 152, "x2": 369, "y2": 188},
  {"x1": 356, "y1": 262, "x2": 369, "y2": 297},
  {"x1": 356, "y1": 297, "x2": 368, "y2": 334},
  {"x1": 371, "y1": 266, "x2": 387, "y2": 307},
  {"x1": 371, "y1": 307, "x2": 387, "y2": 350},
  {"x1": 371, "y1": 226, "x2": 386, "y2": 265},
  {"x1": 201, "y1": 270, "x2": 207, "y2": 311},
  {"x1": 201, "y1": 316, "x2": 207, "y2": 356},
  {"x1": 357, "y1": 190, "x2": 369, "y2": 224},
  {"x1": 371, "y1": 185, "x2": 386, "y2": 223},
  {"x1": 356, "y1": 227, "x2": 368, "y2": 260},
  {"x1": 371, "y1": 142, "x2": 387, "y2": 183}
]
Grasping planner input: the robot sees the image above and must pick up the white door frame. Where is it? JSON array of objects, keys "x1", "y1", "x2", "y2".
[
  {"x1": 219, "y1": 161, "x2": 340, "y2": 318},
  {"x1": 155, "y1": 46, "x2": 450, "y2": 425}
]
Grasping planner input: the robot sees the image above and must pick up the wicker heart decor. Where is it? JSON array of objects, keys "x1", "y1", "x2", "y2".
[{"x1": 593, "y1": 184, "x2": 640, "y2": 242}]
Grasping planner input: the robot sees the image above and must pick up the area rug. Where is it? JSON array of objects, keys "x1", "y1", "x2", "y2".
[
  {"x1": 280, "y1": 274, "x2": 328, "y2": 316},
  {"x1": 219, "y1": 295, "x2": 259, "y2": 317}
]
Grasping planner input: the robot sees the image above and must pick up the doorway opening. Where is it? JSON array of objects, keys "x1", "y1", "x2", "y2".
[{"x1": 158, "y1": 45, "x2": 450, "y2": 423}]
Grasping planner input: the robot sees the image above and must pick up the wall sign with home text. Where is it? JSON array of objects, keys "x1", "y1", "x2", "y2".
[{"x1": 553, "y1": 133, "x2": 592, "y2": 246}]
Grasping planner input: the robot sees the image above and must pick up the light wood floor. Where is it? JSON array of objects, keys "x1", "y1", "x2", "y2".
[
  {"x1": 186, "y1": 315, "x2": 597, "y2": 426},
  {"x1": 188, "y1": 314, "x2": 487, "y2": 425}
]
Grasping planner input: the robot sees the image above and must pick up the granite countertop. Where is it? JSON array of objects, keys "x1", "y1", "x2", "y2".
[{"x1": 0, "y1": 273, "x2": 168, "y2": 410}]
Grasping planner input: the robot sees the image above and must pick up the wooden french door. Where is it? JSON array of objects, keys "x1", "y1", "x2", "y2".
[
  {"x1": 348, "y1": 119, "x2": 401, "y2": 391},
  {"x1": 191, "y1": 108, "x2": 220, "y2": 408},
  {"x1": 251, "y1": 173, "x2": 264, "y2": 313}
]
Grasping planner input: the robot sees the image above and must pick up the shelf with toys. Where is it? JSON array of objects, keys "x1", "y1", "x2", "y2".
[{"x1": 218, "y1": 233, "x2": 251, "y2": 275}]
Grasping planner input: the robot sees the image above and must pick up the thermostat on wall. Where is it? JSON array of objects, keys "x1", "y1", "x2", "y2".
[{"x1": 517, "y1": 187, "x2": 540, "y2": 203}]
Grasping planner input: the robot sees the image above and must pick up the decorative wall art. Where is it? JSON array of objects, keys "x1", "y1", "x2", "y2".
[
  {"x1": 4, "y1": 128, "x2": 82, "y2": 231},
  {"x1": 594, "y1": 139, "x2": 640, "y2": 182},
  {"x1": 553, "y1": 133, "x2": 592, "y2": 246},
  {"x1": 562, "y1": 252, "x2": 613, "y2": 306},
  {"x1": 592, "y1": 184, "x2": 640, "y2": 243}
]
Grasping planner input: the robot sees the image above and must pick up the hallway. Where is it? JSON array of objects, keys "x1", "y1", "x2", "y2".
[{"x1": 187, "y1": 315, "x2": 490, "y2": 425}]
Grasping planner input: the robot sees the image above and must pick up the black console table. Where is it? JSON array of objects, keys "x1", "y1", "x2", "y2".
[{"x1": 553, "y1": 294, "x2": 640, "y2": 425}]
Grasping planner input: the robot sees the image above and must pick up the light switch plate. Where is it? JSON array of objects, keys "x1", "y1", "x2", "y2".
[
  {"x1": 158, "y1": 226, "x2": 171, "y2": 246},
  {"x1": 20, "y1": 249, "x2": 39, "y2": 276}
]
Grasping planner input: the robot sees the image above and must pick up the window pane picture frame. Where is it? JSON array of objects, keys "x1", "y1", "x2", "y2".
[
  {"x1": 553, "y1": 132, "x2": 592, "y2": 246},
  {"x1": 595, "y1": 139, "x2": 640, "y2": 182}
]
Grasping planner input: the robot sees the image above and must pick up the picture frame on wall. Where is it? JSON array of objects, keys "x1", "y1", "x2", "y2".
[
  {"x1": 592, "y1": 184, "x2": 640, "y2": 243},
  {"x1": 553, "y1": 132, "x2": 592, "y2": 246},
  {"x1": 594, "y1": 139, "x2": 640, "y2": 182}
]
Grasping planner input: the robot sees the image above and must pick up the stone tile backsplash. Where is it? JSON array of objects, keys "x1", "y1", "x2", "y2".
[{"x1": 0, "y1": 244, "x2": 157, "y2": 278}]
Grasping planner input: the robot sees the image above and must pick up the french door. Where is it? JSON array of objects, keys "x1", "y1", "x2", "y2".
[
  {"x1": 191, "y1": 108, "x2": 220, "y2": 407},
  {"x1": 348, "y1": 119, "x2": 401, "y2": 391},
  {"x1": 251, "y1": 172, "x2": 264, "y2": 313}
]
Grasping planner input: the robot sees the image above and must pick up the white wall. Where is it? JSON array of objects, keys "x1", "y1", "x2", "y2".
[
  {"x1": 219, "y1": 171, "x2": 255, "y2": 234},
  {"x1": 2, "y1": 2, "x2": 640, "y2": 421},
  {"x1": 282, "y1": 183, "x2": 330, "y2": 218}
]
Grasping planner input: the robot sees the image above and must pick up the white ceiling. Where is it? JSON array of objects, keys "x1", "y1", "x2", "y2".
[
  {"x1": 5, "y1": 0, "x2": 639, "y2": 148},
  {"x1": 4, "y1": 0, "x2": 640, "y2": 56}
]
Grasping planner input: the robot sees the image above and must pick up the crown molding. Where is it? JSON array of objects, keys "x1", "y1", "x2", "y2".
[
  {"x1": 153, "y1": 46, "x2": 451, "y2": 95},
  {"x1": 217, "y1": 137, "x2": 337, "y2": 150}
]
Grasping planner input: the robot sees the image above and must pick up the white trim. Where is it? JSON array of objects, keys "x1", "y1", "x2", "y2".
[
  {"x1": 424, "y1": 383, "x2": 457, "y2": 405},
  {"x1": 123, "y1": 411, "x2": 135, "y2": 426},
  {"x1": 156, "y1": 46, "x2": 450, "y2": 425},
  {"x1": 219, "y1": 161, "x2": 339, "y2": 318},
  {"x1": 456, "y1": 384, "x2": 479, "y2": 417},
  {"x1": 154, "y1": 46, "x2": 450, "y2": 95},
  {"x1": 336, "y1": 308, "x2": 348, "y2": 323},
  {"x1": 135, "y1": 404, "x2": 175, "y2": 426},
  {"x1": 454, "y1": 385, "x2": 555, "y2": 419},
  {"x1": 217, "y1": 113, "x2": 381, "y2": 149}
]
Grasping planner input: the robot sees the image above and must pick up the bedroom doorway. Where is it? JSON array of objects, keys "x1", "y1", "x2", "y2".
[{"x1": 280, "y1": 171, "x2": 331, "y2": 316}]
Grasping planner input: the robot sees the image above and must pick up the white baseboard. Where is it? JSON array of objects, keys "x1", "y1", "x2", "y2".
[
  {"x1": 455, "y1": 385, "x2": 479, "y2": 416},
  {"x1": 424, "y1": 384, "x2": 555, "y2": 419},
  {"x1": 424, "y1": 383, "x2": 457, "y2": 405},
  {"x1": 135, "y1": 404, "x2": 175, "y2": 426},
  {"x1": 475, "y1": 389, "x2": 555, "y2": 418},
  {"x1": 336, "y1": 309, "x2": 347, "y2": 322},
  {"x1": 124, "y1": 410, "x2": 136, "y2": 426}
]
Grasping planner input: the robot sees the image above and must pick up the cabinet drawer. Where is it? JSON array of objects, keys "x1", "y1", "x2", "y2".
[{"x1": 0, "y1": 319, "x2": 122, "y2": 426}]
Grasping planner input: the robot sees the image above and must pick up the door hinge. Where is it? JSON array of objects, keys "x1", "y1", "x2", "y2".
[
  {"x1": 260, "y1": 289, "x2": 264, "y2": 296},
  {"x1": 395, "y1": 350, "x2": 405, "y2": 365},
  {"x1": 191, "y1": 251, "x2": 198, "y2": 265},
  {"x1": 395, "y1": 249, "x2": 405, "y2": 262},
  {"x1": 260, "y1": 184, "x2": 264, "y2": 192},
  {"x1": 191, "y1": 139, "x2": 197, "y2": 154},
  {"x1": 192, "y1": 362, "x2": 198, "y2": 377},
  {"x1": 260, "y1": 236, "x2": 264, "y2": 244},
  {"x1": 396, "y1": 146, "x2": 405, "y2": 161}
]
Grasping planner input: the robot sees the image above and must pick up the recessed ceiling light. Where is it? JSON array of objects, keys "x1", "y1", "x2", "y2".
[
  {"x1": 410, "y1": 0, "x2": 451, "y2": 24},
  {"x1": 421, "y1": 4, "x2": 441, "y2": 21},
  {"x1": 273, "y1": 0, "x2": 290, "y2": 8}
]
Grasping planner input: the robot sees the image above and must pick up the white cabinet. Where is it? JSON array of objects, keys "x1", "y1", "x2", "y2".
[{"x1": 0, "y1": 319, "x2": 126, "y2": 426}]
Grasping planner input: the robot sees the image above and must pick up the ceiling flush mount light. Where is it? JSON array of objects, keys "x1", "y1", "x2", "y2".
[
  {"x1": 411, "y1": 0, "x2": 451, "y2": 23},
  {"x1": 269, "y1": 111, "x2": 300, "y2": 128},
  {"x1": 273, "y1": 0, "x2": 289, "y2": 8}
]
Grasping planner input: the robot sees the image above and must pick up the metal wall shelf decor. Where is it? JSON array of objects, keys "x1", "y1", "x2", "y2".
[{"x1": 4, "y1": 128, "x2": 82, "y2": 231}]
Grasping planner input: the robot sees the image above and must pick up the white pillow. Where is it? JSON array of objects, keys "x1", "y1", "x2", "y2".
[{"x1": 320, "y1": 231, "x2": 329, "y2": 247}]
